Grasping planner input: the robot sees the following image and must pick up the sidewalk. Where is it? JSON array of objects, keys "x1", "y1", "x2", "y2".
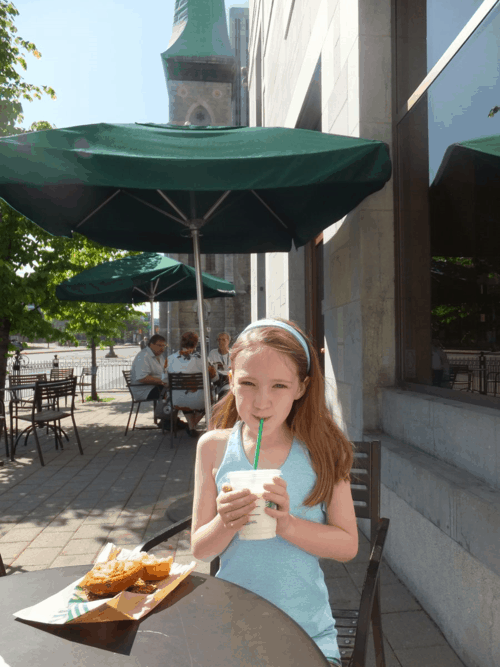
[{"x1": 0, "y1": 394, "x2": 465, "y2": 667}]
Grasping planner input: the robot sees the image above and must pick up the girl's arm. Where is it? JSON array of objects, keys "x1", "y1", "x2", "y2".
[
  {"x1": 265, "y1": 479, "x2": 358, "y2": 562},
  {"x1": 191, "y1": 431, "x2": 257, "y2": 562}
]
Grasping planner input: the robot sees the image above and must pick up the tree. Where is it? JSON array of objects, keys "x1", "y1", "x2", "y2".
[
  {"x1": 43, "y1": 237, "x2": 142, "y2": 400},
  {"x1": 0, "y1": 2, "x2": 56, "y2": 134}
]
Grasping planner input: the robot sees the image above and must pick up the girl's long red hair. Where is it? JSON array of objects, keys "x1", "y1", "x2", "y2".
[{"x1": 209, "y1": 319, "x2": 353, "y2": 507}]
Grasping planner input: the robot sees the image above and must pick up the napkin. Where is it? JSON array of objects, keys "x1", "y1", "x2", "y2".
[{"x1": 13, "y1": 542, "x2": 196, "y2": 624}]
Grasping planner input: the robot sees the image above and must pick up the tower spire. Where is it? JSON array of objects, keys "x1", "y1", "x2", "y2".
[
  {"x1": 164, "y1": 0, "x2": 233, "y2": 59},
  {"x1": 161, "y1": 0, "x2": 235, "y2": 127}
]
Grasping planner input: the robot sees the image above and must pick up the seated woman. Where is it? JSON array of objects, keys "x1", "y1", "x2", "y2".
[{"x1": 162, "y1": 331, "x2": 218, "y2": 437}]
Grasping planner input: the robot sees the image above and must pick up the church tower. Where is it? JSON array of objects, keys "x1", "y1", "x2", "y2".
[
  {"x1": 161, "y1": 0, "x2": 236, "y2": 126},
  {"x1": 158, "y1": 1, "x2": 251, "y2": 354}
]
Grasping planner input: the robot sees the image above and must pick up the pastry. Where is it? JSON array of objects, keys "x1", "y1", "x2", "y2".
[
  {"x1": 80, "y1": 558, "x2": 143, "y2": 596},
  {"x1": 138, "y1": 553, "x2": 174, "y2": 581}
]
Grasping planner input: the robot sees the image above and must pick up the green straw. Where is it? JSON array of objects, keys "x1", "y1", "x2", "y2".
[{"x1": 253, "y1": 418, "x2": 264, "y2": 469}]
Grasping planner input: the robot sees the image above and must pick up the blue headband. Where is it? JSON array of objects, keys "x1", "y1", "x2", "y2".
[{"x1": 240, "y1": 319, "x2": 311, "y2": 373}]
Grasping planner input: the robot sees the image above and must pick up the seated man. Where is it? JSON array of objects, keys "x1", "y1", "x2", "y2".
[
  {"x1": 130, "y1": 334, "x2": 167, "y2": 401},
  {"x1": 208, "y1": 332, "x2": 231, "y2": 399}
]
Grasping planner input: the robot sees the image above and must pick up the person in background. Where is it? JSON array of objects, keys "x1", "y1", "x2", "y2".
[
  {"x1": 163, "y1": 331, "x2": 218, "y2": 437},
  {"x1": 431, "y1": 338, "x2": 450, "y2": 387},
  {"x1": 139, "y1": 336, "x2": 148, "y2": 350},
  {"x1": 208, "y1": 332, "x2": 231, "y2": 399},
  {"x1": 130, "y1": 334, "x2": 167, "y2": 401}
]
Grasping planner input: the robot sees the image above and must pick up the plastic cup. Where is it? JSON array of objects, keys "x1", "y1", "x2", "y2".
[{"x1": 226, "y1": 469, "x2": 282, "y2": 540}]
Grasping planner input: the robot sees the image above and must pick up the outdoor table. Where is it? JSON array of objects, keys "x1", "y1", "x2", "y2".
[{"x1": 0, "y1": 566, "x2": 330, "y2": 667}]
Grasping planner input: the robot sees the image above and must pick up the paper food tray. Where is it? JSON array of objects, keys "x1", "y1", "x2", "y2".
[{"x1": 13, "y1": 542, "x2": 196, "y2": 624}]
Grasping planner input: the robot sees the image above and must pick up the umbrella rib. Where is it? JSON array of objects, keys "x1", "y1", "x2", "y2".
[
  {"x1": 132, "y1": 276, "x2": 189, "y2": 300},
  {"x1": 250, "y1": 190, "x2": 291, "y2": 231},
  {"x1": 123, "y1": 191, "x2": 186, "y2": 224},
  {"x1": 74, "y1": 190, "x2": 122, "y2": 229},
  {"x1": 155, "y1": 276, "x2": 189, "y2": 297},
  {"x1": 202, "y1": 190, "x2": 232, "y2": 221},
  {"x1": 156, "y1": 190, "x2": 189, "y2": 222}
]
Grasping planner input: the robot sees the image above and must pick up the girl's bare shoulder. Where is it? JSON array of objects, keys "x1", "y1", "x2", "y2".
[{"x1": 196, "y1": 428, "x2": 233, "y2": 478}]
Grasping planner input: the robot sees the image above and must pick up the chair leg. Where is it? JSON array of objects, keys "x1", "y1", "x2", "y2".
[
  {"x1": 0, "y1": 420, "x2": 9, "y2": 460},
  {"x1": 31, "y1": 424, "x2": 45, "y2": 467},
  {"x1": 71, "y1": 415, "x2": 84, "y2": 456},
  {"x1": 125, "y1": 401, "x2": 135, "y2": 435},
  {"x1": 371, "y1": 579, "x2": 386, "y2": 667},
  {"x1": 132, "y1": 402, "x2": 141, "y2": 431}
]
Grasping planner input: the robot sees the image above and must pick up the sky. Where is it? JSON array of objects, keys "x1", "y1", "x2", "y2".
[
  {"x1": 14, "y1": 0, "x2": 244, "y2": 317},
  {"x1": 14, "y1": 0, "x2": 242, "y2": 130}
]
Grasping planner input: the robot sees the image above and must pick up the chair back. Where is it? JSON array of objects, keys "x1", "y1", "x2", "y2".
[
  {"x1": 168, "y1": 372, "x2": 204, "y2": 393},
  {"x1": 350, "y1": 441, "x2": 381, "y2": 547},
  {"x1": 50, "y1": 368, "x2": 74, "y2": 381},
  {"x1": 122, "y1": 370, "x2": 132, "y2": 389},
  {"x1": 81, "y1": 367, "x2": 93, "y2": 378},
  {"x1": 9, "y1": 373, "x2": 48, "y2": 402},
  {"x1": 34, "y1": 377, "x2": 77, "y2": 413},
  {"x1": 9, "y1": 373, "x2": 47, "y2": 386}
]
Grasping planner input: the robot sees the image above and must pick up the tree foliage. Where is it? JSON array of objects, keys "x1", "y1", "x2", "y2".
[{"x1": 0, "y1": 1, "x2": 56, "y2": 134}]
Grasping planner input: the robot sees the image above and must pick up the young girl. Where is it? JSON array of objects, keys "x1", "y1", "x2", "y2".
[{"x1": 191, "y1": 318, "x2": 357, "y2": 666}]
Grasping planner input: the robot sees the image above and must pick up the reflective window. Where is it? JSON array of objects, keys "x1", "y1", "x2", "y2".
[
  {"x1": 396, "y1": 1, "x2": 500, "y2": 396},
  {"x1": 396, "y1": 0, "x2": 491, "y2": 110}
]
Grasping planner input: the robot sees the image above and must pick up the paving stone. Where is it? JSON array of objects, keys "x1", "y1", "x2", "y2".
[
  {"x1": 72, "y1": 524, "x2": 113, "y2": 540},
  {"x1": 326, "y1": 576, "x2": 361, "y2": 610},
  {"x1": 394, "y1": 644, "x2": 466, "y2": 667},
  {"x1": 29, "y1": 532, "x2": 72, "y2": 549},
  {"x1": 10, "y1": 547, "x2": 62, "y2": 566},
  {"x1": 0, "y1": 526, "x2": 44, "y2": 543},
  {"x1": 106, "y1": 529, "x2": 146, "y2": 545},
  {"x1": 46, "y1": 518, "x2": 87, "y2": 532},
  {"x1": 61, "y1": 538, "x2": 108, "y2": 555},
  {"x1": 51, "y1": 554, "x2": 95, "y2": 568},
  {"x1": 379, "y1": 582, "x2": 422, "y2": 614},
  {"x1": 0, "y1": 541, "x2": 30, "y2": 561},
  {"x1": 83, "y1": 511, "x2": 121, "y2": 524},
  {"x1": 363, "y1": 631, "x2": 401, "y2": 667},
  {"x1": 383, "y1": 610, "x2": 448, "y2": 650}
]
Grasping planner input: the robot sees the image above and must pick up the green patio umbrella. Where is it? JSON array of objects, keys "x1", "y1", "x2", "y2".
[
  {"x1": 430, "y1": 133, "x2": 500, "y2": 257},
  {"x1": 0, "y1": 122, "x2": 392, "y2": 420},
  {"x1": 55, "y1": 252, "x2": 236, "y2": 340}
]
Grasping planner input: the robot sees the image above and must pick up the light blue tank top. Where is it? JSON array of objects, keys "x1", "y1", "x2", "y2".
[{"x1": 215, "y1": 421, "x2": 341, "y2": 663}]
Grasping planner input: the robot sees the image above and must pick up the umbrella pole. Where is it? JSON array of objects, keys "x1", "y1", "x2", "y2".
[
  {"x1": 150, "y1": 297, "x2": 155, "y2": 339},
  {"x1": 191, "y1": 227, "x2": 212, "y2": 426}
]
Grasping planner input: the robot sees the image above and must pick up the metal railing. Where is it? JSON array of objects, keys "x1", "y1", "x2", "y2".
[
  {"x1": 6, "y1": 354, "x2": 134, "y2": 394},
  {"x1": 446, "y1": 351, "x2": 500, "y2": 396}
]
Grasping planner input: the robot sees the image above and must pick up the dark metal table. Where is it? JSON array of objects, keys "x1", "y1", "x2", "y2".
[{"x1": 0, "y1": 566, "x2": 330, "y2": 667}]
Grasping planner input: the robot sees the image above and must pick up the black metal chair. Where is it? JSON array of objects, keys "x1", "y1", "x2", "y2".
[
  {"x1": 331, "y1": 440, "x2": 389, "y2": 667},
  {"x1": 0, "y1": 395, "x2": 9, "y2": 461},
  {"x1": 14, "y1": 377, "x2": 83, "y2": 467},
  {"x1": 165, "y1": 372, "x2": 215, "y2": 447},
  {"x1": 449, "y1": 364, "x2": 473, "y2": 391},
  {"x1": 8, "y1": 373, "x2": 48, "y2": 450},
  {"x1": 50, "y1": 368, "x2": 74, "y2": 406},
  {"x1": 138, "y1": 440, "x2": 390, "y2": 667},
  {"x1": 122, "y1": 370, "x2": 159, "y2": 435},
  {"x1": 78, "y1": 367, "x2": 94, "y2": 403},
  {"x1": 0, "y1": 553, "x2": 6, "y2": 577}
]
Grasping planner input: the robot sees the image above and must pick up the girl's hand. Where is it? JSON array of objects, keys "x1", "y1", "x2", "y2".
[
  {"x1": 217, "y1": 484, "x2": 257, "y2": 532},
  {"x1": 263, "y1": 477, "x2": 291, "y2": 535}
]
